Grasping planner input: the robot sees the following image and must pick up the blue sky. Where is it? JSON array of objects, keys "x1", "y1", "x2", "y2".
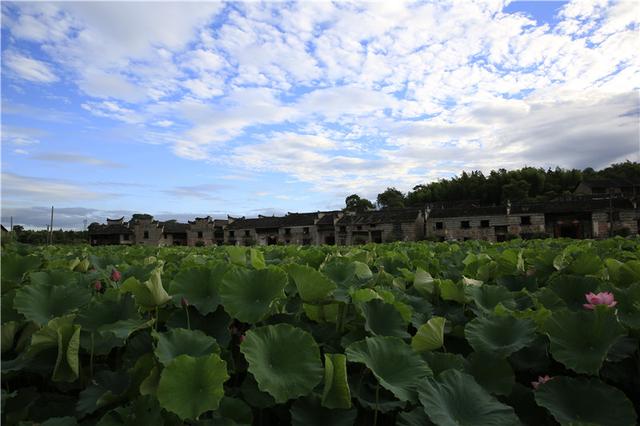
[{"x1": 1, "y1": 0, "x2": 638, "y2": 229}]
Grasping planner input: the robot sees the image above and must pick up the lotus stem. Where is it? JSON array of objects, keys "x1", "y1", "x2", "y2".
[
  {"x1": 373, "y1": 381, "x2": 380, "y2": 426},
  {"x1": 185, "y1": 306, "x2": 191, "y2": 330},
  {"x1": 155, "y1": 306, "x2": 159, "y2": 331},
  {"x1": 90, "y1": 332, "x2": 95, "y2": 378}
]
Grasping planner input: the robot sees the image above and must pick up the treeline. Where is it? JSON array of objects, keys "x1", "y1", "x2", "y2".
[
  {"x1": 6, "y1": 226, "x2": 89, "y2": 245},
  {"x1": 345, "y1": 161, "x2": 640, "y2": 211}
]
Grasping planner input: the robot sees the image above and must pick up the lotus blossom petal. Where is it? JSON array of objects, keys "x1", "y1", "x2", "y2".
[
  {"x1": 583, "y1": 292, "x2": 617, "y2": 310},
  {"x1": 110, "y1": 269, "x2": 121, "y2": 282},
  {"x1": 532, "y1": 375, "x2": 553, "y2": 389}
]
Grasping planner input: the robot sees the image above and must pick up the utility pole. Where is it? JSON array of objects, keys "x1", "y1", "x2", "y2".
[{"x1": 49, "y1": 206, "x2": 54, "y2": 245}]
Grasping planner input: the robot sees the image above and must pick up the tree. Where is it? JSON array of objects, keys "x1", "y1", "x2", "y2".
[
  {"x1": 12, "y1": 225, "x2": 24, "y2": 233},
  {"x1": 344, "y1": 194, "x2": 375, "y2": 213},
  {"x1": 376, "y1": 187, "x2": 406, "y2": 209},
  {"x1": 501, "y1": 179, "x2": 531, "y2": 202}
]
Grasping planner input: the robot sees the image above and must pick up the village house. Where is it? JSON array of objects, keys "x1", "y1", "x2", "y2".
[
  {"x1": 187, "y1": 216, "x2": 227, "y2": 246},
  {"x1": 335, "y1": 208, "x2": 425, "y2": 245},
  {"x1": 574, "y1": 178, "x2": 640, "y2": 198},
  {"x1": 88, "y1": 217, "x2": 134, "y2": 245}
]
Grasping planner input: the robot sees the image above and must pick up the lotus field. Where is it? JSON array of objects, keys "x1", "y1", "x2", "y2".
[{"x1": 2, "y1": 238, "x2": 640, "y2": 425}]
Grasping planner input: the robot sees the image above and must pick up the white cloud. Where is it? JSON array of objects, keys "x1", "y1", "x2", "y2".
[
  {"x1": 3, "y1": 50, "x2": 58, "y2": 83},
  {"x1": 31, "y1": 152, "x2": 126, "y2": 169},
  {"x1": 1, "y1": 172, "x2": 108, "y2": 204},
  {"x1": 81, "y1": 101, "x2": 142, "y2": 124}
]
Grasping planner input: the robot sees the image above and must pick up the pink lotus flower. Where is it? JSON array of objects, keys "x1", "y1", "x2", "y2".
[
  {"x1": 93, "y1": 281, "x2": 102, "y2": 292},
  {"x1": 239, "y1": 334, "x2": 246, "y2": 343},
  {"x1": 583, "y1": 292, "x2": 617, "y2": 310},
  {"x1": 531, "y1": 375, "x2": 553, "y2": 389},
  {"x1": 110, "y1": 269, "x2": 121, "y2": 282}
]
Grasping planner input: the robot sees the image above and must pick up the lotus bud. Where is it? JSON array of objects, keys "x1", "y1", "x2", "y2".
[
  {"x1": 181, "y1": 297, "x2": 189, "y2": 308},
  {"x1": 94, "y1": 280, "x2": 102, "y2": 292},
  {"x1": 110, "y1": 269, "x2": 121, "y2": 282},
  {"x1": 239, "y1": 334, "x2": 246, "y2": 343}
]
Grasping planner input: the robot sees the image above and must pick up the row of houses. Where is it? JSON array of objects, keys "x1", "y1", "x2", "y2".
[{"x1": 88, "y1": 197, "x2": 639, "y2": 246}]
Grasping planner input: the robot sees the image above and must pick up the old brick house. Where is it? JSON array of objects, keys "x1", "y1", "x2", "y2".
[
  {"x1": 88, "y1": 217, "x2": 134, "y2": 245},
  {"x1": 187, "y1": 216, "x2": 227, "y2": 246},
  {"x1": 335, "y1": 208, "x2": 425, "y2": 245}
]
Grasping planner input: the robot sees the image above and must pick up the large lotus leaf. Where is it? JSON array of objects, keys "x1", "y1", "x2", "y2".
[
  {"x1": 29, "y1": 270, "x2": 81, "y2": 287},
  {"x1": 226, "y1": 246, "x2": 247, "y2": 266},
  {"x1": 397, "y1": 408, "x2": 433, "y2": 426},
  {"x1": 14, "y1": 282, "x2": 92, "y2": 325},
  {"x1": 360, "y1": 299, "x2": 409, "y2": 338},
  {"x1": 2, "y1": 321, "x2": 20, "y2": 354},
  {"x1": 543, "y1": 308, "x2": 625, "y2": 374},
  {"x1": 464, "y1": 314, "x2": 536, "y2": 357},
  {"x1": 287, "y1": 264, "x2": 336, "y2": 302},
  {"x1": 566, "y1": 251, "x2": 604, "y2": 276},
  {"x1": 169, "y1": 263, "x2": 228, "y2": 315},
  {"x1": 119, "y1": 268, "x2": 171, "y2": 309},
  {"x1": 303, "y1": 302, "x2": 340, "y2": 323},
  {"x1": 321, "y1": 258, "x2": 368, "y2": 301},
  {"x1": 322, "y1": 353, "x2": 351, "y2": 409},
  {"x1": 348, "y1": 371, "x2": 406, "y2": 412},
  {"x1": 468, "y1": 351, "x2": 514, "y2": 396},
  {"x1": 535, "y1": 376, "x2": 637, "y2": 426},
  {"x1": 346, "y1": 336, "x2": 432, "y2": 402},
  {"x1": 215, "y1": 396, "x2": 253, "y2": 426},
  {"x1": 157, "y1": 354, "x2": 229, "y2": 420},
  {"x1": 40, "y1": 417, "x2": 77, "y2": 426},
  {"x1": 240, "y1": 324, "x2": 323, "y2": 403},
  {"x1": 250, "y1": 248, "x2": 266, "y2": 269},
  {"x1": 547, "y1": 275, "x2": 600, "y2": 309},
  {"x1": 167, "y1": 305, "x2": 233, "y2": 347},
  {"x1": 466, "y1": 285, "x2": 516, "y2": 313},
  {"x1": 437, "y1": 279, "x2": 468, "y2": 304},
  {"x1": 413, "y1": 268, "x2": 436, "y2": 296},
  {"x1": 153, "y1": 328, "x2": 220, "y2": 366},
  {"x1": 77, "y1": 293, "x2": 151, "y2": 340},
  {"x1": 220, "y1": 266, "x2": 287, "y2": 323},
  {"x1": 606, "y1": 259, "x2": 640, "y2": 287},
  {"x1": 412, "y1": 316, "x2": 446, "y2": 352},
  {"x1": 291, "y1": 397, "x2": 357, "y2": 426},
  {"x1": 240, "y1": 373, "x2": 276, "y2": 408},
  {"x1": 420, "y1": 352, "x2": 469, "y2": 377},
  {"x1": 612, "y1": 283, "x2": 640, "y2": 329},
  {"x1": 1, "y1": 253, "x2": 42, "y2": 291},
  {"x1": 418, "y1": 370, "x2": 521, "y2": 426},
  {"x1": 28, "y1": 315, "x2": 81, "y2": 382},
  {"x1": 77, "y1": 370, "x2": 130, "y2": 416}
]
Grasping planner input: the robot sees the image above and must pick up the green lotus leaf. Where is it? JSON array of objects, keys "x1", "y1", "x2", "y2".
[
  {"x1": 360, "y1": 299, "x2": 409, "y2": 338},
  {"x1": 77, "y1": 293, "x2": 151, "y2": 340},
  {"x1": 216, "y1": 396, "x2": 253, "y2": 426},
  {"x1": 1, "y1": 253, "x2": 42, "y2": 291},
  {"x1": 29, "y1": 270, "x2": 81, "y2": 287},
  {"x1": 464, "y1": 314, "x2": 536, "y2": 357},
  {"x1": 346, "y1": 336, "x2": 432, "y2": 402},
  {"x1": 413, "y1": 268, "x2": 435, "y2": 296},
  {"x1": 14, "y1": 282, "x2": 92, "y2": 325},
  {"x1": 437, "y1": 279, "x2": 468, "y2": 304},
  {"x1": 612, "y1": 283, "x2": 640, "y2": 329},
  {"x1": 119, "y1": 268, "x2": 171, "y2": 309},
  {"x1": 240, "y1": 324, "x2": 323, "y2": 403},
  {"x1": 153, "y1": 328, "x2": 220, "y2": 366},
  {"x1": 226, "y1": 246, "x2": 248, "y2": 266},
  {"x1": 2, "y1": 321, "x2": 20, "y2": 354},
  {"x1": 566, "y1": 251, "x2": 604, "y2": 276},
  {"x1": 397, "y1": 408, "x2": 433, "y2": 426},
  {"x1": 291, "y1": 397, "x2": 357, "y2": 426},
  {"x1": 40, "y1": 416, "x2": 78, "y2": 426},
  {"x1": 420, "y1": 352, "x2": 469, "y2": 377},
  {"x1": 348, "y1": 371, "x2": 406, "y2": 412},
  {"x1": 250, "y1": 248, "x2": 266, "y2": 269},
  {"x1": 167, "y1": 305, "x2": 233, "y2": 347},
  {"x1": 303, "y1": 302, "x2": 340, "y2": 323},
  {"x1": 322, "y1": 353, "x2": 351, "y2": 409},
  {"x1": 287, "y1": 264, "x2": 336, "y2": 302},
  {"x1": 28, "y1": 315, "x2": 81, "y2": 382},
  {"x1": 220, "y1": 266, "x2": 287, "y2": 323},
  {"x1": 77, "y1": 370, "x2": 130, "y2": 416},
  {"x1": 543, "y1": 308, "x2": 625, "y2": 374},
  {"x1": 535, "y1": 376, "x2": 637, "y2": 426},
  {"x1": 606, "y1": 259, "x2": 640, "y2": 287},
  {"x1": 321, "y1": 258, "x2": 368, "y2": 301},
  {"x1": 157, "y1": 354, "x2": 229, "y2": 420},
  {"x1": 169, "y1": 263, "x2": 228, "y2": 315},
  {"x1": 468, "y1": 351, "x2": 514, "y2": 396},
  {"x1": 418, "y1": 370, "x2": 521, "y2": 426},
  {"x1": 548, "y1": 275, "x2": 601, "y2": 309},
  {"x1": 466, "y1": 285, "x2": 516, "y2": 313},
  {"x1": 240, "y1": 373, "x2": 276, "y2": 408},
  {"x1": 412, "y1": 316, "x2": 446, "y2": 352}
]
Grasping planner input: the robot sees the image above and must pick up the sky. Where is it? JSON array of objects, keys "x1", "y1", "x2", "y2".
[{"x1": 1, "y1": 0, "x2": 639, "y2": 229}]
